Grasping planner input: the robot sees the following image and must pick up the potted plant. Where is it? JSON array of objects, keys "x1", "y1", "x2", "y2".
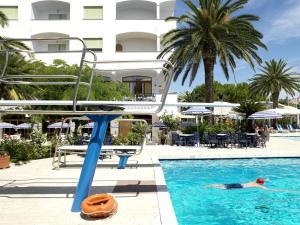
[{"x1": 0, "y1": 148, "x2": 10, "y2": 169}]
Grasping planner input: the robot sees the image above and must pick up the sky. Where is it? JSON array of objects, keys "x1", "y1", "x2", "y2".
[{"x1": 169, "y1": 0, "x2": 300, "y2": 98}]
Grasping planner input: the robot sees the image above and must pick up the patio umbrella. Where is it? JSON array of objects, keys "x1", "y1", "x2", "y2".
[
  {"x1": 265, "y1": 107, "x2": 300, "y2": 116},
  {"x1": 47, "y1": 122, "x2": 69, "y2": 129},
  {"x1": 248, "y1": 110, "x2": 282, "y2": 120},
  {"x1": 182, "y1": 107, "x2": 212, "y2": 146},
  {"x1": 15, "y1": 123, "x2": 32, "y2": 129},
  {"x1": 182, "y1": 106, "x2": 212, "y2": 116},
  {"x1": 182, "y1": 107, "x2": 212, "y2": 124},
  {"x1": 83, "y1": 122, "x2": 94, "y2": 129},
  {"x1": 0, "y1": 122, "x2": 16, "y2": 129},
  {"x1": 151, "y1": 121, "x2": 168, "y2": 129}
]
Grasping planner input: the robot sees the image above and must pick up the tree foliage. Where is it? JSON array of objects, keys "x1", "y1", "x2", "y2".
[
  {"x1": 158, "y1": 0, "x2": 266, "y2": 103},
  {"x1": 249, "y1": 59, "x2": 300, "y2": 108},
  {"x1": 179, "y1": 81, "x2": 264, "y2": 103},
  {"x1": 159, "y1": 113, "x2": 180, "y2": 131}
]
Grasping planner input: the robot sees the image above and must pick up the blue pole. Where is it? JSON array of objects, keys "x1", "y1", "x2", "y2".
[{"x1": 71, "y1": 115, "x2": 119, "y2": 212}]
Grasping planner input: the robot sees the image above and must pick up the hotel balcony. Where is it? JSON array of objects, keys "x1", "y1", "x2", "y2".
[
  {"x1": 116, "y1": 32, "x2": 157, "y2": 52},
  {"x1": 116, "y1": 0, "x2": 156, "y2": 20},
  {"x1": 31, "y1": 1, "x2": 70, "y2": 20},
  {"x1": 29, "y1": 32, "x2": 85, "y2": 65},
  {"x1": 116, "y1": 0, "x2": 175, "y2": 20}
]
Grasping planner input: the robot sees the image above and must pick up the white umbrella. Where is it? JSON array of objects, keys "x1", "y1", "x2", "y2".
[
  {"x1": 182, "y1": 106, "x2": 212, "y2": 115},
  {"x1": 47, "y1": 122, "x2": 69, "y2": 129},
  {"x1": 265, "y1": 107, "x2": 300, "y2": 116},
  {"x1": 151, "y1": 121, "x2": 168, "y2": 129},
  {"x1": 83, "y1": 122, "x2": 94, "y2": 129},
  {"x1": 182, "y1": 107, "x2": 212, "y2": 146},
  {"x1": 0, "y1": 122, "x2": 16, "y2": 129},
  {"x1": 15, "y1": 123, "x2": 32, "y2": 129},
  {"x1": 248, "y1": 110, "x2": 282, "y2": 120},
  {"x1": 182, "y1": 107, "x2": 212, "y2": 124}
]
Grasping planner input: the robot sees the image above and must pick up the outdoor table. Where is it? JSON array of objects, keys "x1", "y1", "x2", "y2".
[
  {"x1": 217, "y1": 133, "x2": 228, "y2": 148},
  {"x1": 179, "y1": 134, "x2": 195, "y2": 146}
]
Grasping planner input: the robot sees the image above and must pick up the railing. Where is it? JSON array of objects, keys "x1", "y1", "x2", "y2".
[
  {"x1": 124, "y1": 94, "x2": 156, "y2": 102},
  {"x1": 0, "y1": 37, "x2": 174, "y2": 115}
]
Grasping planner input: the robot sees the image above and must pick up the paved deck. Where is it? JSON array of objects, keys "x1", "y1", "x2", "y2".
[{"x1": 0, "y1": 135, "x2": 299, "y2": 225}]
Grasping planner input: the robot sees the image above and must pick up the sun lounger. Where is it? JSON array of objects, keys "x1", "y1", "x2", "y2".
[
  {"x1": 53, "y1": 143, "x2": 144, "y2": 169},
  {"x1": 287, "y1": 124, "x2": 299, "y2": 132}
]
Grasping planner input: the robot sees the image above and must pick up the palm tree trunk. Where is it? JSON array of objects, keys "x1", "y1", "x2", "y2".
[
  {"x1": 272, "y1": 92, "x2": 279, "y2": 108},
  {"x1": 203, "y1": 57, "x2": 216, "y2": 103}
]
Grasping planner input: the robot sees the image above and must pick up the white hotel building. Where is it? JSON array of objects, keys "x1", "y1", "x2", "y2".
[{"x1": 0, "y1": 0, "x2": 179, "y2": 140}]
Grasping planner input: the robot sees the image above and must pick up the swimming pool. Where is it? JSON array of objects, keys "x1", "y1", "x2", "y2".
[
  {"x1": 161, "y1": 159, "x2": 300, "y2": 225},
  {"x1": 273, "y1": 136, "x2": 300, "y2": 141}
]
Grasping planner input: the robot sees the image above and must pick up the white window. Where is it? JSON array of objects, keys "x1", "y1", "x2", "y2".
[
  {"x1": 83, "y1": 38, "x2": 103, "y2": 52},
  {"x1": 83, "y1": 6, "x2": 103, "y2": 20},
  {"x1": 0, "y1": 6, "x2": 18, "y2": 20},
  {"x1": 48, "y1": 14, "x2": 67, "y2": 20},
  {"x1": 48, "y1": 44, "x2": 67, "y2": 52}
]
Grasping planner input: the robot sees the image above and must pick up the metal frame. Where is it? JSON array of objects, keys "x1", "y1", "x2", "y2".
[
  {"x1": 0, "y1": 37, "x2": 174, "y2": 115},
  {"x1": 0, "y1": 38, "x2": 173, "y2": 213},
  {"x1": 51, "y1": 117, "x2": 148, "y2": 169}
]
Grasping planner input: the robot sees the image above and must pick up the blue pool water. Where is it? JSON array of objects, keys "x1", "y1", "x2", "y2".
[
  {"x1": 161, "y1": 159, "x2": 300, "y2": 225},
  {"x1": 274, "y1": 136, "x2": 300, "y2": 141}
]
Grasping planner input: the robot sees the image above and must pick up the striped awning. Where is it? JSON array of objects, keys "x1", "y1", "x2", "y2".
[
  {"x1": 182, "y1": 106, "x2": 212, "y2": 115},
  {"x1": 15, "y1": 123, "x2": 32, "y2": 129},
  {"x1": 248, "y1": 110, "x2": 282, "y2": 119},
  {"x1": 0, "y1": 122, "x2": 16, "y2": 129},
  {"x1": 47, "y1": 122, "x2": 69, "y2": 129}
]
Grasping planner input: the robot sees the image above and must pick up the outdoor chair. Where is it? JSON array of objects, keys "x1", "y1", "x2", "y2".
[
  {"x1": 216, "y1": 133, "x2": 228, "y2": 148},
  {"x1": 103, "y1": 136, "x2": 113, "y2": 145},
  {"x1": 202, "y1": 132, "x2": 210, "y2": 146},
  {"x1": 238, "y1": 133, "x2": 248, "y2": 149},
  {"x1": 186, "y1": 132, "x2": 199, "y2": 146},
  {"x1": 193, "y1": 132, "x2": 200, "y2": 147},
  {"x1": 171, "y1": 132, "x2": 184, "y2": 146},
  {"x1": 256, "y1": 135, "x2": 266, "y2": 148},
  {"x1": 287, "y1": 124, "x2": 296, "y2": 132},
  {"x1": 208, "y1": 133, "x2": 218, "y2": 148},
  {"x1": 276, "y1": 124, "x2": 283, "y2": 133},
  {"x1": 227, "y1": 133, "x2": 238, "y2": 148}
]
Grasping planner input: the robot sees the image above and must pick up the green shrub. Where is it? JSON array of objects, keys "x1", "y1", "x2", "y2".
[
  {"x1": 160, "y1": 113, "x2": 180, "y2": 131},
  {"x1": 0, "y1": 137, "x2": 49, "y2": 162},
  {"x1": 112, "y1": 136, "x2": 122, "y2": 145},
  {"x1": 126, "y1": 132, "x2": 141, "y2": 145}
]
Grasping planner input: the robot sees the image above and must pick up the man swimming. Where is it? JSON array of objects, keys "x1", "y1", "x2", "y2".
[{"x1": 205, "y1": 178, "x2": 270, "y2": 190}]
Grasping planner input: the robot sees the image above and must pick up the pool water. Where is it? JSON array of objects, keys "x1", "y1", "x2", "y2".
[
  {"x1": 161, "y1": 159, "x2": 300, "y2": 225},
  {"x1": 274, "y1": 136, "x2": 300, "y2": 141}
]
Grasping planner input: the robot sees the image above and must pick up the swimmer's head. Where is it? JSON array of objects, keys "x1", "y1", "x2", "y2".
[{"x1": 256, "y1": 178, "x2": 265, "y2": 185}]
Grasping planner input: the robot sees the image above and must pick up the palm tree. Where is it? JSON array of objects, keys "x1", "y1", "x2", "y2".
[
  {"x1": 0, "y1": 10, "x2": 29, "y2": 51},
  {"x1": 249, "y1": 59, "x2": 300, "y2": 109},
  {"x1": 179, "y1": 91, "x2": 195, "y2": 102},
  {"x1": 158, "y1": 0, "x2": 266, "y2": 104},
  {"x1": 0, "y1": 10, "x2": 31, "y2": 100},
  {"x1": 0, "y1": 11, "x2": 8, "y2": 27},
  {"x1": 233, "y1": 100, "x2": 265, "y2": 119},
  {"x1": 233, "y1": 100, "x2": 265, "y2": 131}
]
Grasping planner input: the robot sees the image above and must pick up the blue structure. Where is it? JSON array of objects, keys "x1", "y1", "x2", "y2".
[
  {"x1": 71, "y1": 114, "x2": 119, "y2": 212},
  {"x1": 117, "y1": 155, "x2": 130, "y2": 169}
]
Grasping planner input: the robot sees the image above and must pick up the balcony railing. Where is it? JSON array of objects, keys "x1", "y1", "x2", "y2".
[{"x1": 124, "y1": 94, "x2": 156, "y2": 102}]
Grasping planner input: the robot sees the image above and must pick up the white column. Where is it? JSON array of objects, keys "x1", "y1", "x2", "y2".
[{"x1": 156, "y1": 4, "x2": 160, "y2": 20}]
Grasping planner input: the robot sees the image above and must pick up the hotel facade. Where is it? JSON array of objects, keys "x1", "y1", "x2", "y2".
[{"x1": 0, "y1": 0, "x2": 179, "y2": 141}]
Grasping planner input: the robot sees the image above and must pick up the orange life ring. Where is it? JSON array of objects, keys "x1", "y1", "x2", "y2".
[{"x1": 81, "y1": 194, "x2": 118, "y2": 218}]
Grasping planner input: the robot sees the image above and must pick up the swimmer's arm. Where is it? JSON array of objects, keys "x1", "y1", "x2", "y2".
[{"x1": 258, "y1": 186, "x2": 298, "y2": 193}]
